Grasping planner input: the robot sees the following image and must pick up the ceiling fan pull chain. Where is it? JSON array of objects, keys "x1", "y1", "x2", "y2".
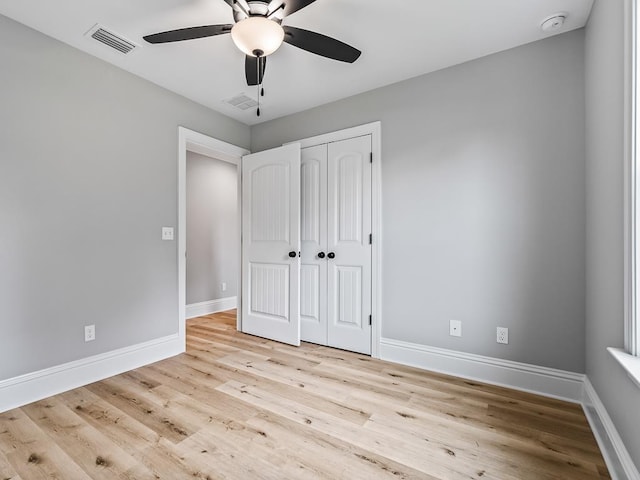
[{"x1": 256, "y1": 55, "x2": 261, "y2": 117}]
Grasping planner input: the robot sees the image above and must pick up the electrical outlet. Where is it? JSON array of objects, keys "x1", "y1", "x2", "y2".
[
  {"x1": 85, "y1": 325, "x2": 96, "y2": 342},
  {"x1": 221, "y1": 282, "x2": 227, "y2": 292},
  {"x1": 497, "y1": 327, "x2": 509, "y2": 344},
  {"x1": 449, "y1": 320, "x2": 462, "y2": 337}
]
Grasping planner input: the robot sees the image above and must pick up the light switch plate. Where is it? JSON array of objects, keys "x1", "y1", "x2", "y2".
[
  {"x1": 449, "y1": 320, "x2": 462, "y2": 337},
  {"x1": 162, "y1": 227, "x2": 174, "y2": 241}
]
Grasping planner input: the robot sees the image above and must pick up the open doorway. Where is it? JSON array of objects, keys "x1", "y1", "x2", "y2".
[
  {"x1": 186, "y1": 152, "x2": 238, "y2": 318},
  {"x1": 177, "y1": 127, "x2": 249, "y2": 350}
]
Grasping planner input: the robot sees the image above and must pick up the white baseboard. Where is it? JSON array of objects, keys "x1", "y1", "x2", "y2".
[
  {"x1": 0, "y1": 334, "x2": 183, "y2": 413},
  {"x1": 186, "y1": 296, "x2": 237, "y2": 319},
  {"x1": 379, "y1": 337, "x2": 585, "y2": 402},
  {"x1": 583, "y1": 377, "x2": 640, "y2": 480}
]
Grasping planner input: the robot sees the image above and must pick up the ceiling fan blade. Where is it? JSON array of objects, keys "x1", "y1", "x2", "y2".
[
  {"x1": 245, "y1": 55, "x2": 267, "y2": 86},
  {"x1": 279, "y1": 0, "x2": 319, "y2": 17},
  {"x1": 283, "y1": 26, "x2": 361, "y2": 63},
  {"x1": 143, "y1": 25, "x2": 233, "y2": 44}
]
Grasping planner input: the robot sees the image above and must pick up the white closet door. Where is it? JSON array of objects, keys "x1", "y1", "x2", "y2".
[
  {"x1": 300, "y1": 144, "x2": 328, "y2": 345},
  {"x1": 327, "y1": 135, "x2": 372, "y2": 354},
  {"x1": 241, "y1": 143, "x2": 301, "y2": 346}
]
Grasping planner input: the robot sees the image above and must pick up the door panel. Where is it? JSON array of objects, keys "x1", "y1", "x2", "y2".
[
  {"x1": 327, "y1": 136, "x2": 372, "y2": 354},
  {"x1": 337, "y1": 154, "x2": 363, "y2": 243},
  {"x1": 250, "y1": 263, "x2": 290, "y2": 320},
  {"x1": 336, "y1": 266, "x2": 362, "y2": 327},
  {"x1": 300, "y1": 144, "x2": 328, "y2": 345},
  {"x1": 301, "y1": 158, "x2": 321, "y2": 244},
  {"x1": 251, "y1": 164, "x2": 291, "y2": 242},
  {"x1": 241, "y1": 143, "x2": 301, "y2": 346},
  {"x1": 300, "y1": 264, "x2": 320, "y2": 320}
]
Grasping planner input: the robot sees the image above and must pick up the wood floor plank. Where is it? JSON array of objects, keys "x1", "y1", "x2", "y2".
[
  {"x1": 0, "y1": 448, "x2": 22, "y2": 480},
  {"x1": 216, "y1": 378, "x2": 493, "y2": 479},
  {"x1": 365, "y1": 407, "x2": 601, "y2": 480},
  {"x1": 403, "y1": 392, "x2": 604, "y2": 463},
  {"x1": 246, "y1": 412, "x2": 434, "y2": 480},
  {"x1": 0, "y1": 310, "x2": 611, "y2": 479},
  {"x1": 21, "y1": 397, "x2": 153, "y2": 480},
  {"x1": 0, "y1": 409, "x2": 92, "y2": 479},
  {"x1": 84, "y1": 376, "x2": 198, "y2": 444},
  {"x1": 58, "y1": 388, "x2": 198, "y2": 479},
  {"x1": 217, "y1": 349, "x2": 412, "y2": 406},
  {"x1": 378, "y1": 365, "x2": 586, "y2": 421},
  {"x1": 150, "y1": 355, "x2": 372, "y2": 427}
]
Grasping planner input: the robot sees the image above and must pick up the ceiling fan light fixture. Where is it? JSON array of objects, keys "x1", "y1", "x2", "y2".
[{"x1": 231, "y1": 17, "x2": 284, "y2": 57}]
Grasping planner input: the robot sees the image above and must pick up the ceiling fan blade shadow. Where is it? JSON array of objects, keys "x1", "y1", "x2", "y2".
[
  {"x1": 280, "y1": 0, "x2": 319, "y2": 17},
  {"x1": 282, "y1": 26, "x2": 361, "y2": 63},
  {"x1": 143, "y1": 25, "x2": 233, "y2": 44},
  {"x1": 245, "y1": 55, "x2": 267, "y2": 86}
]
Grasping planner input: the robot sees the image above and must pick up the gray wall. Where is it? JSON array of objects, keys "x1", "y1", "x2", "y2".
[
  {"x1": 186, "y1": 152, "x2": 238, "y2": 304},
  {"x1": 585, "y1": 0, "x2": 640, "y2": 467},
  {"x1": 0, "y1": 14, "x2": 250, "y2": 380},
  {"x1": 252, "y1": 31, "x2": 586, "y2": 372}
]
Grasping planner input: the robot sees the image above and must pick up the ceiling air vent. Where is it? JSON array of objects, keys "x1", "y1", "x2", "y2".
[
  {"x1": 225, "y1": 94, "x2": 258, "y2": 111},
  {"x1": 86, "y1": 24, "x2": 137, "y2": 54}
]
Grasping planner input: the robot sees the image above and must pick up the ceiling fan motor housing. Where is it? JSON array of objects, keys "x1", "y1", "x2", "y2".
[{"x1": 233, "y1": 1, "x2": 284, "y2": 24}]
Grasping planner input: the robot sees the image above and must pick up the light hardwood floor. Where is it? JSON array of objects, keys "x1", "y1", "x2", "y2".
[{"x1": 0, "y1": 310, "x2": 610, "y2": 479}]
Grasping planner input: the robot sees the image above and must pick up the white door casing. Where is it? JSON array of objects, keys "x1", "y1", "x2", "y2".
[
  {"x1": 327, "y1": 136, "x2": 372, "y2": 354},
  {"x1": 241, "y1": 143, "x2": 301, "y2": 346}
]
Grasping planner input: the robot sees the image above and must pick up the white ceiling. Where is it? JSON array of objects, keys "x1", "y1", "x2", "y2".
[{"x1": 0, "y1": 0, "x2": 594, "y2": 126}]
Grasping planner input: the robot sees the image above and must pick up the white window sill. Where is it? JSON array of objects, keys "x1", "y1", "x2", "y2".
[{"x1": 608, "y1": 347, "x2": 640, "y2": 389}]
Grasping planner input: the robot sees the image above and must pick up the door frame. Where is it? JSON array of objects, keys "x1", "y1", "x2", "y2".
[
  {"x1": 178, "y1": 127, "x2": 249, "y2": 349},
  {"x1": 286, "y1": 121, "x2": 382, "y2": 358}
]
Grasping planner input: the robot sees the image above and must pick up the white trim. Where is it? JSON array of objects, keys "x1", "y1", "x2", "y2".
[
  {"x1": 286, "y1": 121, "x2": 383, "y2": 358},
  {"x1": 237, "y1": 156, "x2": 243, "y2": 333},
  {"x1": 0, "y1": 334, "x2": 182, "y2": 413},
  {"x1": 178, "y1": 127, "x2": 249, "y2": 347},
  {"x1": 186, "y1": 296, "x2": 238, "y2": 319},
  {"x1": 625, "y1": 0, "x2": 639, "y2": 357},
  {"x1": 609, "y1": 347, "x2": 640, "y2": 389},
  {"x1": 287, "y1": 122, "x2": 381, "y2": 150},
  {"x1": 379, "y1": 337, "x2": 585, "y2": 402},
  {"x1": 583, "y1": 376, "x2": 640, "y2": 480}
]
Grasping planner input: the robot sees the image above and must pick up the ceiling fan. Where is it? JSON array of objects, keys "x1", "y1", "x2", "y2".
[{"x1": 144, "y1": 0, "x2": 361, "y2": 99}]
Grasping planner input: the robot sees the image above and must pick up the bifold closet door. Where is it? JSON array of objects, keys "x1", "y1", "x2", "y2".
[
  {"x1": 241, "y1": 143, "x2": 301, "y2": 346},
  {"x1": 327, "y1": 135, "x2": 372, "y2": 354}
]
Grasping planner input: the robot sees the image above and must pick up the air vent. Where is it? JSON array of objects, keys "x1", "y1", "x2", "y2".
[
  {"x1": 86, "y1": 24, "x2": 137, "y2": 54},
  {"x1": 225, "y1": 94, "x2": 258, "y2": 110}
]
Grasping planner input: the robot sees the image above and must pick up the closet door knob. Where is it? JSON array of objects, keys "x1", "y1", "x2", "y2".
[
  {"x1": 288, "y1": 251, "x2": 297, "y2": 258},
  {"x1": 327, "y1": 252, "x2": 335, "y2": 259},
  {"x1": 317, "y1": 252, "x2": 325, "y2": 259}
]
